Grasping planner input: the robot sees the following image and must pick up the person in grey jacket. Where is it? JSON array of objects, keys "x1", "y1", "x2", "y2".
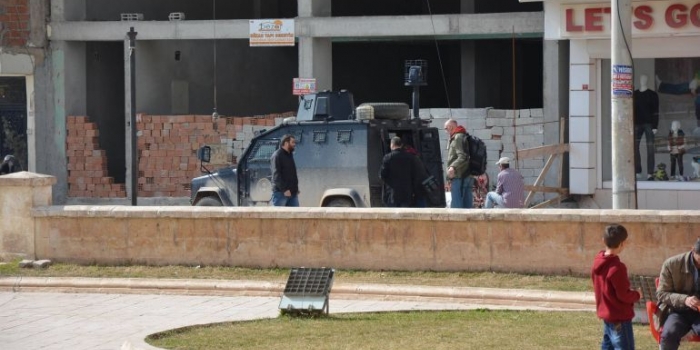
[
  {"x1": 443, "y1": 119, "x2": 472, "y2": 208},
  {"x1": 656, "y1": 239, "x2": 700, "y2": 350}
]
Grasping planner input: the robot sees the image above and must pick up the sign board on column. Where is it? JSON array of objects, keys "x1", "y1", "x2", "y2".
[
  {"x1": 612, "y1": 65, "x2": 633, "y2": 97},
  {"x1": 249, "y1": 19, "x2": 295, "y2": 47},
  {"x1": 293, "y1": 78, "x2": 317, "y2": 95}
]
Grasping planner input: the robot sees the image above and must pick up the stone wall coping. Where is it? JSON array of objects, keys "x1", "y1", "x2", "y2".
[
  {"x1": 0, "y1": 171, "x2": 57, "y2": 187},
  {"x1": 30, "y1": 206, "x2": 700, "y2": 223}
]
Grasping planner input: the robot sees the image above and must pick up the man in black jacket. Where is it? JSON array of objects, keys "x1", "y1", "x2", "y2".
[
  {"x1": 270, "y1": 134, "x2": 299, "y2": 206},
  {"x1": 380, "y1": 137, "x2": 419, "y2": 207}
]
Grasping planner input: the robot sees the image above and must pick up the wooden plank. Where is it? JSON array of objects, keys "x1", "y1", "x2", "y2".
[
  {"x1": 524, "y1": 185, "x2": 569, "y2": 194},
  {"x1": 530, "y1": 194, "x2": 566, "y2": 209},
  {"x1": 517, "y1": 143, "x2": 569, "y2": 159},
  {"x1": 524, "y1": 154, "x2": 556, "y2": 206}
]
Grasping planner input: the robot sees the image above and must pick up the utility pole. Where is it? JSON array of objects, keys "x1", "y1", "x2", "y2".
[
  {"x1": 127, "y1": 27, "x2": 138, "y2": 206},
  {"x1": 610, "y1": 0, "x2": 636, "y2": 209}
]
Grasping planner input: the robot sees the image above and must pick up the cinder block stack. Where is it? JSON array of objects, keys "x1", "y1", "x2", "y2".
[{"x1": 66, "y1": 116, "x2": 125, "y2": 198}]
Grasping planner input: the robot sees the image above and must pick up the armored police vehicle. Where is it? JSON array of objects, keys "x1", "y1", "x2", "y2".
[{"x1": 190, "y1": 90, "x2": 445, "y2": 207}]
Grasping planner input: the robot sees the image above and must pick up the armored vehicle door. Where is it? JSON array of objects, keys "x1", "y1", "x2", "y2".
[
  {"x1": 240, "y1": 139, "x2": 279, "y2": 206},
  {"x1": 369, "y1": 121, "x2": 446, "y2": 208},
  {"x1": 417, "y1": 128, "x2": 446, "y2": 207}
]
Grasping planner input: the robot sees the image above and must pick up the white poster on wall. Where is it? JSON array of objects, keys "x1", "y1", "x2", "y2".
[{"x1": 249, "y1": 19, "x2": 295, "y2": 47}]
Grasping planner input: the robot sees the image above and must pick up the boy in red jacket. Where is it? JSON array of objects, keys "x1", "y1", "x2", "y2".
[{"x1": 592, "y1": 224, "x2": 642, "y2": 350}]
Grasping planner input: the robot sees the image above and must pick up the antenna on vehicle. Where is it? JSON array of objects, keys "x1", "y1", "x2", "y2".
[
  {"x1": 404, "y1": 59, "x2": 428, "y2": 120},
  {"x1": 211, "y1": 0, "x2": 219, "y2": 122}
]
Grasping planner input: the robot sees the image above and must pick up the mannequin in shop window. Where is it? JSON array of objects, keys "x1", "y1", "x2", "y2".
[
  {"x1": 667, "y1": 120, "x2": 686, "y2": 181},
  {"x1": 657, "y1": 71, "x2": 700, "y2": 127},
  {"x1": 633, "y1": 74, "x2": 659, "y2": 180}
]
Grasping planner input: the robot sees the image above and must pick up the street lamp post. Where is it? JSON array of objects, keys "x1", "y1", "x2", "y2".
[{"x1": 127, "y1": 27, "x2": 138, "y2": 206}]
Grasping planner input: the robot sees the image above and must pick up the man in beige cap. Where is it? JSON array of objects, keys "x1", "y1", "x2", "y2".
[{"x1": 484, "y1": 157, "x2": 524, "y2": 209}]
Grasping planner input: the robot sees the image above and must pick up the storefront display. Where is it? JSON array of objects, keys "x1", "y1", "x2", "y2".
[{"x1": 524, "y1": 0, "x2": 700, "y2": 208}]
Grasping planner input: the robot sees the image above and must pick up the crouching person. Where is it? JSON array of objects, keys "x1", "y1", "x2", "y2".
[{"x1": 657, "y1": 239, "x2": 700, "y2": 350}]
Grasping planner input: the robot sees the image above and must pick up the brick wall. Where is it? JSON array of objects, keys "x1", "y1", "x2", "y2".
[
  {"x1": 0, "y1": 0, "x2": 29, "y2": 48},
  {"x1": 66, "y1": 116, "x2": 126, "y2": 198},
  {"x1": 66, "y1": 112, "x2": 293, "y2": 198}
]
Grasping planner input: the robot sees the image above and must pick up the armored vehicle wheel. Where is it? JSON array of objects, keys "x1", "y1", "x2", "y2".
[
  {"x1": 359, "y1": 102, "x2": 409, "y2": 120},
  {"x1": 325, "y1": 198, "x2": 355, "y2": 207},
  {"x1": 196, "y1": 196, "x2": 223, "y2": 206}
]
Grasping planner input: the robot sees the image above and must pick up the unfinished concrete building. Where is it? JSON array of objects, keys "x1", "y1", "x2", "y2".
[{"x1": 2, "y1": 0, "x2": 561, "y2": 204}]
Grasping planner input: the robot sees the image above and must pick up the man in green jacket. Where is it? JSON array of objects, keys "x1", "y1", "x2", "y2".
[
  {"x1": 656, "y1": 239, "x2": 700, "y2": 349},
  {"x1": 443, "y1": 119, "x2": 472, "y2": 208}
]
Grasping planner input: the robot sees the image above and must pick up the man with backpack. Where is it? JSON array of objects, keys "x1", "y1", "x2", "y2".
[{"x1": 444, "y1": 119, "x2": 473, "y2": 208}]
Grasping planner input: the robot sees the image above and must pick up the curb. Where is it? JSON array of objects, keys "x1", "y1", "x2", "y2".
[{"x1": 0, "y1": 276, "x2": 595, "y2": 310}]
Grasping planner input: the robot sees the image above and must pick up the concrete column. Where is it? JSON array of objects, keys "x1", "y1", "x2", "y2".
[
  {"x1": 298, "y1": 38, "x2": 332, "y2": 91},
  {"x1": 542, "y1": 40, "x2": 569, "y2": 194},
  {"x1": 460, "y1": 0, "x2": 476, "y2": 108},
  {"x1": 0, "y1": 172, "x2": 56, "y2": 260},
  {"x1": 50, "y1": 0, "x2": 85, "y2": 21},
  {"x1": 124, "y1": 36, "x2": 135, "y2": 203},
  {"x1": 460, "y1": 42, "x2": 476, "y2": 108},
  {"x1": 299, "y1": 0, "x2": 331, "y2": 17},
  {"x1": 28, "y1": 0, "x2": 48, "y2": 47},
  {"x1": 568, "y1": 40, "x2": 596, "y2": 195},
  {"x1": 298, "y1": 0, "x2": 332, "y2": 91},
  {"x1": 25, "y1": 75, "x2": 36, "y2": 172},
  {"x1": 39, "y1": 41, "x2": 86, "y2": 204}
]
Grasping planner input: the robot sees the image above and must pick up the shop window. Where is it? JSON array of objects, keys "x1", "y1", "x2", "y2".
[{"x1": 601, "y1": 57, "x2": 700, "y2": 185}]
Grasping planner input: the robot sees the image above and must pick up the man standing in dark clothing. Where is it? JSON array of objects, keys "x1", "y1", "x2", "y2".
[
  {"x1": 270, "y1": 134, "x2": 299, "y2": 207},
  {"x1": 380, "y1": 137, "x2": 418, "y2": 207}
]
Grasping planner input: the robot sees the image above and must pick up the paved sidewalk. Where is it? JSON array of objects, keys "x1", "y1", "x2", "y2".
[{"x1": 0, "y1": 278, "x2": 595, "y2": 350}]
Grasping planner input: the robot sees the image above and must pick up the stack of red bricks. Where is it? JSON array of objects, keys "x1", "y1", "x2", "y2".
[
  {"x1": 136, "y1": 114, "x2": 216, "y2": 197},
  {"x1": 0, "y1": 0, "x2": 30, "y2": 47},
  {"x1": 66, "y1": 112, "x2": 294, "y2": 198},
  {"x1": 66, "y1": 116, "x2": 125, "y2": 198}
]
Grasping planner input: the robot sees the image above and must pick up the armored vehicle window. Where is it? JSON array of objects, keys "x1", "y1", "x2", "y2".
[
  {"x1": 249, "y1": 140, "x2": 278, "y2": 162},
  {"x1": 313, "y1": 130, "x2": 328, "y2": 144},
  {"x1": 337, "y1": 130, "x2": 353, "y2": 143},
  {"x1": 303, "y1": 99, "x2": 313, "y2": 110},
  {"x1": 314, "y1": 97, "x2": 329, "y2": 120}
]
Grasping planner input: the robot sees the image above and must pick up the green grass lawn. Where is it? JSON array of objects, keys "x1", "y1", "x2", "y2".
[{"x1": 147, "y1": 310, "x2": 659, "y2": 350}]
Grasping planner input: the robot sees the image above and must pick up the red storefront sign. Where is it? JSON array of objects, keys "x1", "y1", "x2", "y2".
[{"x1": 562, "y1": 1, "x2": 700, "y2": 37}]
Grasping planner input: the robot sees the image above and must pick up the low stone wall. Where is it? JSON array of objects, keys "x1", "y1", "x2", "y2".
[
  {"x1": 31, "y1": 205, "x2": 698, "y2": 276},
  {"x1": 0, "y1": 172, "x2": 55, "y2": 260},
  {"x1": 5, "y1": 173, "x2": 695, "y2": 277}
]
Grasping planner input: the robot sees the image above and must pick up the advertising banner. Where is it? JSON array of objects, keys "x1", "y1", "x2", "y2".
[{"x1": 249, "y1": 19, "x2": 295, "y2": 47}]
